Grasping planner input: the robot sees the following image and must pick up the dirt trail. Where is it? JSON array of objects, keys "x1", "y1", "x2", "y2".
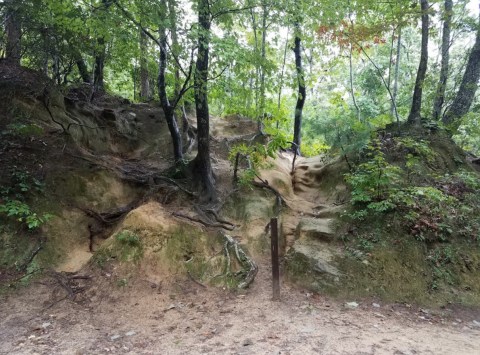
[
  {"x1": 1, "y1": 258, "x2": 480, "y2": 355},
  {"x1": 1, "y1": 66, "x2": 479, "y2": 354},
  {"x1": 2, "y1": 151, "x2": 478, "y2": 355}
]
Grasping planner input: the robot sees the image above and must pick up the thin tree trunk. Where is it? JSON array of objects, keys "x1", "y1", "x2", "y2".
[
  {"x1": 139, "y1": 27, "x2": 150, "y2": 100},
  {"x1": 5, "y1": 0, "x2": 21, "y2": 65},
  {"x1": 76, "y1": 55, "x2": 91, "y2": 83},
  {"x1": 408, "y1": 0, "x2": 429, "y2": 125},
  {"x1": 93, "y1": 38, "x2": 105, "y2": 93},
  {"x1": 158, "y1": 4, "x2": 183, "y2": 162},
  {"x1": 258, "y1": 1, "x2": 268, "y2": 132},
  {"x1": 443, "y1": 5, "x2": 480, "y2": 127},
  {"x1": 277, "y1": 27, "x2": 289, "y2": 128},
  {"x1": 250, "y1": 8, "x2": 260, "y2": 124},
  {"x1": 387, "y1": 26, "x2": 396, "y2": 90},
  {"x1": 391, "y1": 27, "x2": 402, "y2": 117},
  {"x1": 167, "y1": 0, "x2": 181, "y2": 98},
  {"x1": 433, "y1": 0, "x2": 453, "y2": 121},
  {"x1": 53, "y1": 54, "x2": 61, "y2": 85},
  {"x1": 349, "y1": 43, "x2": 361, "y2": 121},
  {"x1": 292, "y1": 21, "x2": 305, "y2": 154},
  {"x1": 92, "y1": 0, "x2": 112, "y2": 94},
  {"x1": 193, "y1": 0, "x2": 216, "y2": 201}
]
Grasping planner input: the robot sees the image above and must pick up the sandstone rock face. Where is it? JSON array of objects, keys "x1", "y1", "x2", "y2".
[
  {"x1": 295, "y1": 218, "x2": 335, "y2": 242},
  {"x1": 290, "y1": 235, "x2": 342, "y2": 278}
]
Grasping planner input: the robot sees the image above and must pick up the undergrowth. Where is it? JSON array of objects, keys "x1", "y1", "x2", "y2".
[
  {"x1": 341, "y1": 133, "x2": 480, "y2": 303},
  {"x1": 0, "y1": 167, "x2": 53, "y2": 230}
]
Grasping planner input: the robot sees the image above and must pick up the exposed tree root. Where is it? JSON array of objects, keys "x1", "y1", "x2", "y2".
[
  {"x1": 252, "y1": 178, "x2": 285, "y2": 215},
  {"x1": 42, "y1": 271, "x2": 92, "y2": 310},
  {"x1": 48, "y1": 271, "x2": 87, "y2": 299},
  {"x1": 19, "y1": 239, "x2": 45, "y2": 271},
  {"x1": 172, "y1": 211, "x2": 235, "y2": 231},
  {"x1": 221, "y1": 233, "x2": 258, "y2": 289},
  {"x1": 203, "y1": 208, "x2": 235, "y2": 228},
  {"x1": 187, "y1": 270, "x2": 207, "y2": 288},
  {"x1": 152, "y1": 175, "x2": 197, "y2": 198},
  {"x1": 66, "y1": 149, "x2": 197, "y2": 198},
  {"x1": 77, "y1": 203, "x2": 137, "y2": 226}
]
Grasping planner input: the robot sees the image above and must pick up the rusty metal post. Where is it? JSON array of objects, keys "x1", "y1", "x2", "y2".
[{"x1": 271, "y1": 217, "x2": 280, "y2": 300}]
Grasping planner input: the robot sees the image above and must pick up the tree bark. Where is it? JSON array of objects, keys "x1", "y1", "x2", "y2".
[
  {"x1": 292, "y1": 21, "x2": 305, "y2": 154},
  {"x1": 167, "y1": 0, "x2": 181, "y2": 98},
  {"x1": 93, "y1": 40, "x2": 105, "y2": 93},
  {"x1": 407, "y1": 0, "x2": 429, "y2": 125},
  {"x1": 158, "y1": 6, "x2": 183, "y2": 163},
  {"x1": 433, "y1": 0, "x2": 453, "y2": 121},
  {"x1": 139, "y1": 27, "x2": 150, "y2": 100},
  {"x1": 391, "y1": 27, "x2": 402, "y2": 117},
  {"x1": 277, "y1": 27, "x2": 289, "y2": 128},
  {"x1": 443, "y1": 6, "x2": 480, "y2": 127},
  {"x1": 92, "y1": 0, "x2": 112, "y2": 94},
  {"x1": 349, "y1": 43, "x2": 361, "y2": 122},
  {"x1": 5, "y1": 0, "x2": 22, "y2": 65},
  {"x1": 192, "y1": 0, "x2": 216, "y2": 202},
  {"x1": 258, "y1": 0, "x2": 268, "y2": 132},
  {"x1": 76, "y1": 55, "x2": 91, "y2": 83},
  {"x1": 249, "y1": 8, "x2": 260, "y2": 124}
]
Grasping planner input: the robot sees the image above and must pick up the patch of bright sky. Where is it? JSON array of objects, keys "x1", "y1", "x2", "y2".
[{"x1": 467, "y1": 1, "x2": 479, "y2": 17}]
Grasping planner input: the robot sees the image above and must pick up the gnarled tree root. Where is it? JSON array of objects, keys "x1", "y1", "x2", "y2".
[{"x1": 221, "y1": 232, "x2": 258, "y2": 289}]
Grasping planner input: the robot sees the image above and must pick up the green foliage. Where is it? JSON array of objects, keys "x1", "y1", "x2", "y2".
[
  {"x1": 300, "y1": 137, "x2": 329, "y2": 157},
  {"x1": 345, "y1": 139, "x2": 402, "y2": 210},
  {"x1": 2, "y1": 123, "x2": 44, "y2": 137},
  {"x1": 115, "y1": 230, "x2": 141, "y2": 247},
  {"x1": 93, "y1": 229, "x2": 143, "y2": 267},
  {"x1": 0, "y1": 168, "x2": 52, "y2": 230},
  {"x1": 345, "y1": 136, "x2": 480, "y2": 245},
  {"x1": 228, "y1": 128, "x2": 289, "y2": 186},
  {"x1": 398, "y1": 137, "x2": 435, "y2": 162},
  {"x1": 0, "y1": 200, "x2": 52, "y2": 230},
  {"x1": 454, "y1": 112, "x2": 480, "y2": 155}
]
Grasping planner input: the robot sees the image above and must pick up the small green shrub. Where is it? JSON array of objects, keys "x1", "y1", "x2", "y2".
[
  {"x1": 113, "y1": 230, "x2": 143, "y2": 262},
  {"x1": 0, "y1": 168, "x2": 51, "y2": 230},
  {"x1": 0, "y1": 200, "x2": 53, "y2": 230},
  {"x1": 345, "y1": 137, "x2": 480, "y2": 244},
  {"x1": 228, "y1": 129, "x2": 289, "y2": 186},
  {"x1": 2, "y1": 123, "x2": 43, "y2": 137},
  {"x1": 345, "y1": 140, "x2": 402, "y2": 213},
  {"x1": 115, "y1": 230, "x2": 141, "y2": 247}
]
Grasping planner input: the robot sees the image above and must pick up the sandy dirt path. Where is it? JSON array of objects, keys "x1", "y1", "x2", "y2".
[{"x1": 1, "y1": 261, "x2": 480, "y2": 355}]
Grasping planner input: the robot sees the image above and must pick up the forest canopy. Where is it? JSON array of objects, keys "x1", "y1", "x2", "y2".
[{"x1": 1, "y1": 0, "x2": 480, "y2": 161}]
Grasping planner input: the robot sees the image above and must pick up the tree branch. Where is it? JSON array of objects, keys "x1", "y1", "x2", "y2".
[{"x1": 112, "y1": 0, "x2": 188, "y2": 77}]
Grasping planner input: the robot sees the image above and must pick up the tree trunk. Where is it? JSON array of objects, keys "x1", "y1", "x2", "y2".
[
  {"x1": 92, "y1": 0, "x2": 112, "y2": 94},
  {"x1": 93, "y1": 38, "x2": 105, "y2": 93},
  {"x1": 433, "y1": 0, "x2": 453, "y2": 121},
  {"x1": 250, "y1": 8, "x2": 260, "y2": 125},
  {"x1": 76, "y1": 54, "x2": 91, "y2": 83},
  {"x1": 192, "y1": 0, "x2": 216, "y2": 201},
  {"x1": 407, "y1": 0, "x2": 429, "y2": 125},
  {"x1": 258, "y1": 1, "x2": 268, "y2": 131},
  {"x1": 167, "y1": 0, "x2": 181, "y2": 98},
  {"x1": 349, "y1": 43, "x2": 361, "y2": 122},
  {"x1": 158, "y1": 7, "x2": 183, "y2": 163},
  {"x1": 292, "y1": 22, "x2": 305, "y2": 154},
  {"x1": 277, "y1": 27, "x2": 289, "y2": 127},
  {"x1": 391, "y1": 27, "x2": 402, "y2": 117},
  {"x1": 139, "y1": 27, "x2": 150, "y2": 100},
  {"x1": 443, "y1": 6, "x2": 480, "y2": 127},
  {"x1": 5, "y1": 0, "x2": 21, "y2": 65}
]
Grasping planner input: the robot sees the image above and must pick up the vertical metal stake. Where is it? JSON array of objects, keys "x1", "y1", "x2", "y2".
[{"x1": 271, "y1": 217, "x2": 280, "y2": 300}]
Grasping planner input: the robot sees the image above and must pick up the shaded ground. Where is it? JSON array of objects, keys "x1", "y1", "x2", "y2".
[{"x1": 1, "y1": 260, "x2": 480, "y2": 355}]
